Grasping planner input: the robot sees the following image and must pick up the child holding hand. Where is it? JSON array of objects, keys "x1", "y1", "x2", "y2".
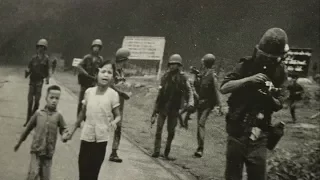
[{"x1": 14, "y1": 85, "x2": 69, "y2": 180}]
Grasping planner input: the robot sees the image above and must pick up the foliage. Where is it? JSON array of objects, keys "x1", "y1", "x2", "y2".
[{"x1": 268, "y1": 144, "x2": 320, "y2": 180}]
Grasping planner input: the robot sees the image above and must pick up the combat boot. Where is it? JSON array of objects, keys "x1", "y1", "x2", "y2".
[
  {"x1": 164, "y1": 148, "x2": 176, "y2": 161},
  {"x1": 109, "y1": 150, "x2": 123, "y2": 163}
]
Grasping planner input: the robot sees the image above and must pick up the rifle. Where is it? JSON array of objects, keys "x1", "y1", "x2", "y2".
[{"x1": 25, "y1": 70, "x2": 31, "y2": 78}]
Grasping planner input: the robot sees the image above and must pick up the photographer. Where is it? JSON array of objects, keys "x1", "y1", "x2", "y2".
[{"x1": 220, "y1": 28, "x2": 288, "y2": 180}]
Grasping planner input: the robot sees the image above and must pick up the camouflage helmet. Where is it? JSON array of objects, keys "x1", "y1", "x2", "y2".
[
  {"x1": 36, "y1": 39, "x2": 48, "y2": 48},
  {"x1": 115, "y1": 48, "x2": 130, "y2": 62},
  {"x1": 168, "y1": 54, "x2": 182, "y2": 65},
  {"x1": 256, "y1": 28, "x2": 288, "y2": 58},
  {"x1": 91, "y1": 39, "x2": 103, "y2": 48}
]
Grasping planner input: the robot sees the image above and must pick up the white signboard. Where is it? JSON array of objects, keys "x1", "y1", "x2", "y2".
[
  {"x1": 283, "y1": 48, "x2": 312, "y2": 77},
  {"x1": 72, "y1": 58, "x2": 82, "y2": 67},
  {"x1": 122, "y1": 36, "x2": 165, "y2": 61}
]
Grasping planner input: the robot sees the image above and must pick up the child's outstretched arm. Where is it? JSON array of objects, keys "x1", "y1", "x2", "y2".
[
  {"x1": 58, "y1": 114, "x2": 68, "y2": 143},
  {"x1": 69, "y1": 104, "x2": 86, "y2": 139},
  {"x1": 14, "y1": 113, "x2": 37, "y2": 151},
  {"x1": 69, "y1": 90, "x2": 89, "y2": 140}
]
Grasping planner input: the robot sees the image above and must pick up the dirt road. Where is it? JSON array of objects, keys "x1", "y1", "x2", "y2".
[
  {"x1": 0, "y1": 66, "x2": 195, "y2": 180},
  {"x1": 55, "y1": 70, "x2": 320, "y2": 180}
]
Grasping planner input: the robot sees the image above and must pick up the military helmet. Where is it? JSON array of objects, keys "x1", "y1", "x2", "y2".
[
  {"x1": 202, "y1": 53, "x2": 216, "y2": 63},
  {"x1": 91, "y1": 39, "x2": 103, "y2": 47},
  {"x1": 36, "y1": 39, "x2": 48, "y2": 48},
  {"x1": 257, "y1": 28, "x2": 288, "y2": 58},
  {"x1": 168, "y1": 54, "x2": 182, "y2": 65},
  {"x1": 115, "y1": 48, "x2": 130, "y2": 62}
]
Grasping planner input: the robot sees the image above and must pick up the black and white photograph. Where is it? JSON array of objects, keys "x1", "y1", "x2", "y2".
[{"x1": 0, "y1": 0, "x2": 319, "y2": 180}]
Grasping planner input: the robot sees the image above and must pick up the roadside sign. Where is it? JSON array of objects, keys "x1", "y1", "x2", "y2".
[
  {"x1": 72, "y1": 58, "x2": 82, "y2": 67},
  {"x1": 283, "y1": 48, "x2": 312, "y2": 77},
  {"x1": 122, "y1": 36, "x2": 165, "y2": 60},
  {"x1": 122, "y1": 36, "x2": 166, "y2": 80}
]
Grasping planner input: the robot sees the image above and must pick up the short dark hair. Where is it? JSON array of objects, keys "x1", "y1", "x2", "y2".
[
  {"x1": 47, "y1": 85, "x2": 61, "y2": 95},
  {"x1": 99, "y1": 60, "x2": 116, "y2": 77}
]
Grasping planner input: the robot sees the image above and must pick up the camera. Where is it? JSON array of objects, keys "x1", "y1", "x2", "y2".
[{"x1": 258, "y1": 81, "x2": 281, "y2": 95}]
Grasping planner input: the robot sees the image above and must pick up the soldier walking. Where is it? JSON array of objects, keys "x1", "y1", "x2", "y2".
[
  {"x1": 194, "y1": 54, "x2": 222, "y2": 158},
  {"x1": 178, "y1": 66, "x2": 200, "y2": 129},
  {"x1": 287, "y1": 75, "x2": 304, "y2": 123},
  {"x1": 77, "y1": 39, "x2": 104, "y2": 116},
  {"x1": 220, "y1": 28, "x2": 288, "y2": 180},
  {"x1": 24, "y1": 39, "x2": 50, "y2": 127},
  {"x1": 109, "y1": 48, "x2": 131, "y2": 163},
  {"x1": 151, "y1": 54, "x2": 194, "y2": 160}
]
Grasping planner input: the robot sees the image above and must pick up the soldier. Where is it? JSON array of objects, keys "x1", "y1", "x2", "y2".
[
  {"x1": 151, "y1": 54, "x2": 194, "y2": 160},
  {"x1": 178, "y1": 66, "x2": 200, "y2": 129},
  {"x1": 220, "y1": 28, "x2": 288, "y2": 180},
  {"x1": 51, "y1": 58, "x2": 57, "y2": 74},
  {"x1": 77, "y1": 39, "x2": 104, "y2": 116},
  {"x1": 194, "y1": 54, "x2": 222, "y2": 158},
  {"x1": 109, "y1": 48, "x2": 131, "y2": 163},
  {"x1": 287, "y1": 74, "x2": 304, "y2": 123},
  {"x1": 24, "y1": 39, "x2": 50, "y2": 127}
]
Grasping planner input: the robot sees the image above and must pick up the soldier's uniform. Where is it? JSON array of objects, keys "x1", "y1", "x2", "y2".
[
  {"x1": 179, "y1": 75, "x2": 199, "y2": 129},
  {"x1": 109, "y1": 48, "x2": 131, "y2": 163},
  {"x1": 77, "y1": 39, "x2": 104, "y2": 116},
  {"x1": 287, "y1": 77, "x2": 304, "y2": 122},
  {"x1": 221, "y1": 28, "x2": 288, "y2": 180},
  {"x1": 195, "y1": 69, "x2": 221, "y2": 156},
  {"x1": 152, "y1": 54, "x2": 194, "y2": 159},
  {"x1": 192, "y1": 54, "x2": 222, "y2": 157},
  {"x1": 24, "y1": 39, "x2": 50, "y2": 126}
]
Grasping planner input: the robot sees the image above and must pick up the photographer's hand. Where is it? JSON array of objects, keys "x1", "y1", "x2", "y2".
[{"x1": 248, "y1": 73, "x2": 269, "y2": 84}]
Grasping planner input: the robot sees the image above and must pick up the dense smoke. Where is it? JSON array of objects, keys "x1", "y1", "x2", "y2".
[{"x1": 0, "y1": 0, "x2": 319, "y2": 70}]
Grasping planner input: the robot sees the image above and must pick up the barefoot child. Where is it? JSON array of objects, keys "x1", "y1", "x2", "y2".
[
  {"x1": 14, "y1": 85, "x2": 68, "y2": 180},
  {"x1": 67, "y1": 60, "x2": 121, "y2": 180}
]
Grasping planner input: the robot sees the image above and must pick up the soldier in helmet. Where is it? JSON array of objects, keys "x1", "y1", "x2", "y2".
[
  {"x1": 77, "y1": 39, "x2": 104, "y2": 116},
  {"x1": 178, "y1": 67, "x2": 199, "y2": 129},
  {"x1": 151, "y1": 54, "x2": 194, "y2": 160},
  {"x1": 287, "y1": 74, "x2": 304, "y2": 123},
  {"x1": 194, "y1": 53, "x2": 222, "y2": 158},
  {"x1": 23, "y1": 39, "x2": 50, "y2": 126},
  {"x1": 108, "y1": 48, "x2": 131, "y2": 163},
  {"x1": 220, "y1": 28, "x2": 288, "y2": 180}
]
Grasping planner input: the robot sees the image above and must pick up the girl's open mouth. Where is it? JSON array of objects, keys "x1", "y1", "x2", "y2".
[{"x1": 101, "y1": 78, "x2": 109, "y2": 83}]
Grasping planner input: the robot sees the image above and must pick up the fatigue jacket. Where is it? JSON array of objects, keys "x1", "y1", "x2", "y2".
[
  {"x1": 28, "y1": 54, "x2": 50, "y2": 83},
  {"x1": 221, "y1": 56, "x2": 287, "y2": 137},
  {"x1": 155, "y1": 70, "x2": 194, "y2": 115},
  {"x1": 20, "y1": 108, "x2": 67, "y2": 158},
  {"x1": 78, "y1": 54, "x2": 103, "y2": 87}
]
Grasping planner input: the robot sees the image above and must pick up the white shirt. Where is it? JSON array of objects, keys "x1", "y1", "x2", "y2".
[{"x1": 80, "y1": 87, "x2": 120, "y2": 142}]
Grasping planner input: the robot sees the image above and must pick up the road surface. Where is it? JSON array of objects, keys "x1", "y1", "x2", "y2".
[{"x1": 0, "y1": 66, "x2": 195, "y2": 180}]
